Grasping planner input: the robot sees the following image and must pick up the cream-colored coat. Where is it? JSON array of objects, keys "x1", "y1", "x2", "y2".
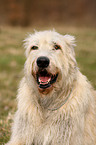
[{"x1": 6, "y1": 30, "x2": 96, "y2": 145}]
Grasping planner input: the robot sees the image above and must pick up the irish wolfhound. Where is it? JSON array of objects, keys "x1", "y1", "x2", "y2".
[{"x1": 6, "y1": 30, "x2": 96, "y2": 145}]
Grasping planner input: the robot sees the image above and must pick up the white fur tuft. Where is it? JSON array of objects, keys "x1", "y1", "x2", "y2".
[{"x1": 63, "y1": 35, "x2": 76, "y2": 47}]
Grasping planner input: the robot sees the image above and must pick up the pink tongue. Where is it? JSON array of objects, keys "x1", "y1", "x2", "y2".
[{"x1": 39, "y1": 76, "x2": 51, "y2": 82}]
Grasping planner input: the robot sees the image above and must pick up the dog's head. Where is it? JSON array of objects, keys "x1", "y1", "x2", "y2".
[{"x1": 24, "y1": 30, "x2": 77, "y2": 95}]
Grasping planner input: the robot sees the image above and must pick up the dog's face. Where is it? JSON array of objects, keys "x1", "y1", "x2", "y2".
[{"x1": 24, "y1": 31, "x2": 77, "y2": 94}]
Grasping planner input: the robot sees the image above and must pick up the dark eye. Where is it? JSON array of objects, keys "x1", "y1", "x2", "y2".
[
  {"x1": 54, "y1": 44, "x2": 61, "y2": 50},
  {"x1": 31, "y1": 46, "x2": 38, "y2": 50}
]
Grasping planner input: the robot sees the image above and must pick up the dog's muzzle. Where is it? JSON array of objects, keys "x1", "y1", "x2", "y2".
[{"x1": 35, "y1": 56, "x2": 58, "y2": 89}]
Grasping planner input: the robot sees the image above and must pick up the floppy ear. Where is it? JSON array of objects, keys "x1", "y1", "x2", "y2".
[
  {"x1": 63, "y1": 35, "x2": 76, "y2": 48},
  {"x1": 23, "y1": 34, "x2": 33, "y2": 58},
  {"x1": 63, "y1": 35, "x2": 77, "y2": 65}
]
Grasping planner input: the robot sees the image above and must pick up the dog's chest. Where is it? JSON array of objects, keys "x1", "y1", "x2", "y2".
[{"x1": 33, "y1": 111, "x2": 72, "y2": 145}]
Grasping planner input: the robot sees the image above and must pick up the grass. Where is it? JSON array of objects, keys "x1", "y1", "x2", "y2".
[{"x1": 0, "y1": 26, "x2": 96, "y2": 144}]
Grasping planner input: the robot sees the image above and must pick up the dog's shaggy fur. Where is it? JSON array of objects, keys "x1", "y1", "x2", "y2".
[{"x1": 6, "y1": 30, "x2": 96, "y2": 145}]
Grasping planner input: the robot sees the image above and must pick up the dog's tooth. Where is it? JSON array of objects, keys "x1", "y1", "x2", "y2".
[
  {"x1": 39, "y1": 78, "x2": 41, "y2": 83},
  {"x1": 48, "y1": 78, "x2": 51, "y2": 82}
]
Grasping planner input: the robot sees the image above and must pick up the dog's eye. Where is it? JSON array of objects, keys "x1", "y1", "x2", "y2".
[
  {"x1": 31, "y1": 46, "x2": 38, "y2": 50},
  {"x1": 54, "y1": 45, "x2": 61, "y2": 50}
]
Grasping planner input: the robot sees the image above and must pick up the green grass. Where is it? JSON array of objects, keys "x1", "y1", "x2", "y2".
[{"x1": 0, "y1": 26, "x2": 96, "y2": 144}]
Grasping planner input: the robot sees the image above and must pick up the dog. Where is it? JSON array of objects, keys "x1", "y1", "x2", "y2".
[{"x1": 6, "y1": 30, "x2": 96, "y2": 145}]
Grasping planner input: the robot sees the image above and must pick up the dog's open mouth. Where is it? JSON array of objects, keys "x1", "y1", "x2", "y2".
[{"x1": 36, "y1": 70, "x2": 58, "y2": 89}]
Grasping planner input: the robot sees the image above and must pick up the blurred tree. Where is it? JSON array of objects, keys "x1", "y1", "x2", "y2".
[{"x1": 0, "y1": 0, "x2": 96, "y2": 26}]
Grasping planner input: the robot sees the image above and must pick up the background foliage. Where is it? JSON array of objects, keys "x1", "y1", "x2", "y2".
[{"x1": 0, "y1": 0, "x2": 96, "y2": 26}]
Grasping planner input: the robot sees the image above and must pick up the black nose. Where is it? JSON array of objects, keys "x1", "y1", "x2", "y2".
[{"x1": 37, "y1": 56, "x2": 50, "y2": 68}]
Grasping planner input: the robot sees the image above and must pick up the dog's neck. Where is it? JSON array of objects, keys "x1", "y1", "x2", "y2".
[
  {"x1": 47, "y1": 88, "x2": 73, "y2": 111},
  {"x1": 38, "y1": 86, "x2": 73, "y2": 111}
]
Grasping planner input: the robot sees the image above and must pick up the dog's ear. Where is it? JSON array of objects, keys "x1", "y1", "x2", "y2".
[
  {"x1": 23, "y1": 34, "x2": 33, "y2": 58},
  {"x1": 63, "y1": 35, "x2": 76, "y2": 48},
  {"x1": 63, "y1": 35, "x2": 77, "y2": 65}
]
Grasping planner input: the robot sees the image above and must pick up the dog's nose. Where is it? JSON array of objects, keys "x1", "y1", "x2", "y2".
[{"x1": 37, "y1": 56, "x2": 50, "y2": 68}]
